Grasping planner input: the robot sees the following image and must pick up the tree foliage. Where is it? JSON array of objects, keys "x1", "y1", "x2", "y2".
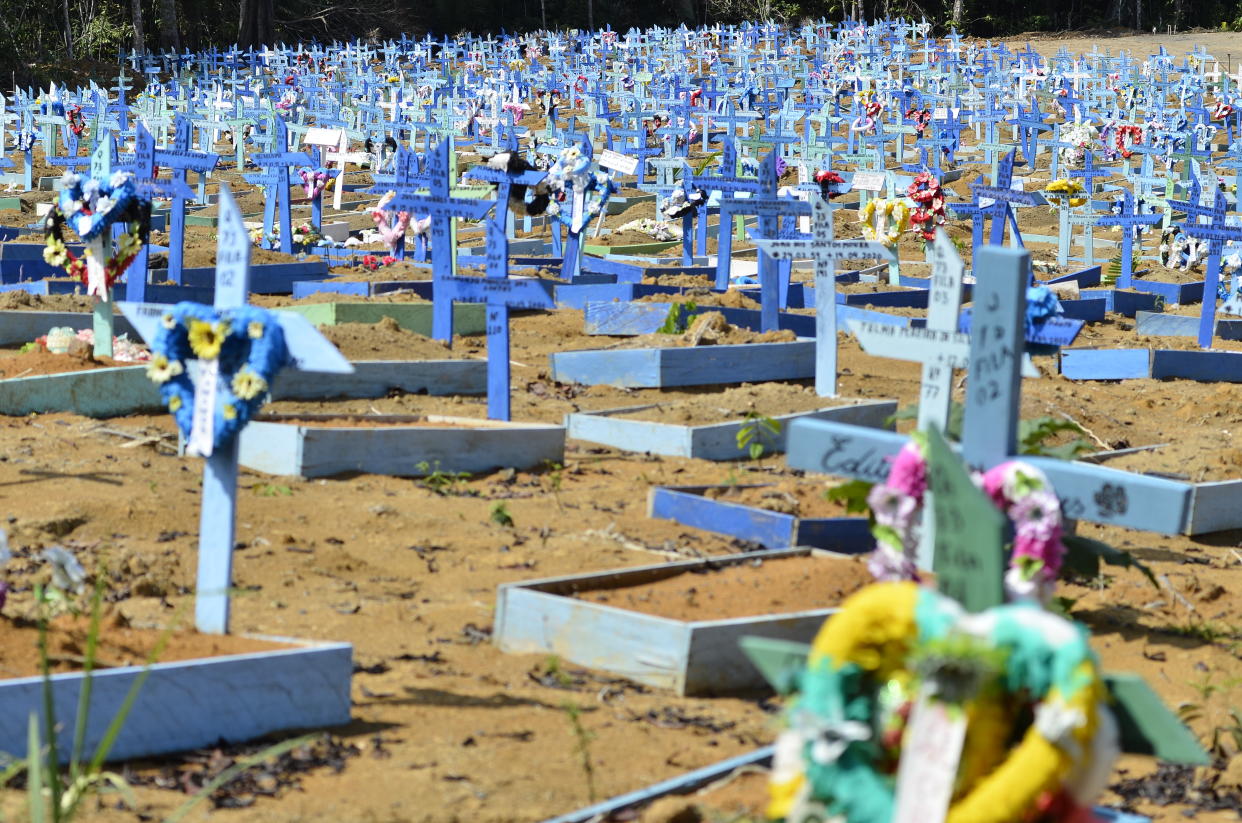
[{"x1": 2, "y1": 0, "x2": 1242, "y2": 89}]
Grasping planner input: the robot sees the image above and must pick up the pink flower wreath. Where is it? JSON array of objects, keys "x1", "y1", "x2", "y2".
[{"x1": 866, "y1": 434, "x2": 1067, "y2": 602}]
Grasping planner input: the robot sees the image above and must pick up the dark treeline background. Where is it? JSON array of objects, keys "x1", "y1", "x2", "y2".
[{"x1": 3, "y1": 0, "x2": 1241, "y2": 86}]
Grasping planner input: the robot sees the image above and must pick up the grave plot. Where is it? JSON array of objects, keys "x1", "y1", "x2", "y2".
[
  {"x1": 564, "y1": 383, "x2": 895, "y2": 461},
  {"x1": 495, "y1": 548, "x2": 871, "y2": 695}
]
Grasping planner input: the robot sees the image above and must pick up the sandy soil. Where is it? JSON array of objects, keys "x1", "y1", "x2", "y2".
[{"x1": 0, "y1": 27, "x2": 1241, "y2": 823}]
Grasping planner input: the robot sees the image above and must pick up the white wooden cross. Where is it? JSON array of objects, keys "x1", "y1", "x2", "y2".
[{"x1": 753, "y1": 195, "x2": 894, "y2": 396}]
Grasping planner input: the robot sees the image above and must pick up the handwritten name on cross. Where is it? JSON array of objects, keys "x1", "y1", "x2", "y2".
[
  {"x1": 754, "y1": 195, "x2": 894, "y2": 396},
  {"x1": 971, "y1": 151, "x2": 1045, "y2": 247}
]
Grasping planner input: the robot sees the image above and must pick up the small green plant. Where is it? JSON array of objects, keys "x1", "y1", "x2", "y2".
[
  {"x1": 1104, "y1": 251, "x2": 1143, "y2": 286},
  {"x1": 252, "y1": 482, "x2": 293, "y2": 497},
  {"x1": 737, "y1": 411, "x2": 782, "y2": 460},
  {"x1": 19, "y1": 341, "x2": 40, "y2": 354},
  {"x1": 562, "y1": 701, "x2": 598, "y2": 803},
  {"x1": 1017, "y1": 416, "x2": 1095, "y2": 460},
  {"x1": 889, "y1": 403, "x2": 1095, "y2": 459},
  {"x1": 490, "y1": 501, "x2": 514, "y2": 528},
  {"x1": 656, "y1": 300, "x2": 698, "y2": 334},
  {"x1": 542, "y1": 655, "x2": 574, "y2": 688},
  {"x1": 416, "y1": 461, "x2": 472, "y2": 496}
]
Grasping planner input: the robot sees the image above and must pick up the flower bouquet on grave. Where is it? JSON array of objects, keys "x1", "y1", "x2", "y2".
[
  {"x1": 43, "y1": 171, "x2": 152, "y2": 299},
  {"x1": 1044, "y1": 179, "x2": 1087, "y2": 209},
  {"x1": 147, "y1": 303, "x2": 290, "y2": 455},
  {"x1": 906, "y1": 172, "x2": 946, "y2": 244},
  {"x1": 297, "y1": 166, "x2": 339, "y2": 201},
  {"x1": 1058, "y1": 122, "x2": 1097, "y2": 167},
  {"x1": 858, "y1": 198, "x2": 909, "y2": 248},
  {"x1": 34, "y1": 327, "x2": 150, "y2": 362},
  {"x1": 291, "y1": 221, "x2": 324, "y2": 249},
  {"x1": 814, "y1": 170, "x2": 848, "y2": 201}
]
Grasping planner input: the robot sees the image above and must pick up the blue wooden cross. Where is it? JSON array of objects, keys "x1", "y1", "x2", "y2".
[
  {"x1": 436, "y1": 219, "x2": 554, "y2": 421},
  {"x1": 247, "y1": 115, "x2": 313, "y2": 254},
  {"x1": 117, "y1": 184, "x2": 352, "y2": 633},
  {"x1": 386, "y1": 138, "x2": 493, "y2": 341},
  {"x1": 1069, "y1": 150, "x2": 1111, "y2": 196},
  {"x1": 1007, "y1": 99, "x2": 1050, "y2": 167},
  {"x1": 155, "y1": 115, "x2": 219, "y2": 283},
  {"x1": 786, "y1": 244, "x2": 1198, "y2": 540},
  {"x1": 1094, "y1": 190, "x2": 1162, "y2": 289},
  {"x1": 754, "y1": 194, "x2": 894, "y2": 396},
  {"x1": 970, "y1": 151, "x2": 1045, "y2": 248},
  {"x1": 1167, "y1": 192, "x2": 1242, "y2": 348}
]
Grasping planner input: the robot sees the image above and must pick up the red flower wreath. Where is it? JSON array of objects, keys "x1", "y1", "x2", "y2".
[{"x1": 907, "y1": 172, "x2": 946, "y2": 242}]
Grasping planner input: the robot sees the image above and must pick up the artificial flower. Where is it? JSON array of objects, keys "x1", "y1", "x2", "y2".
[
  {"x1": 146, "y1": 354, "x2": 184, "y2": 384},
  {"x1": 188, "y1": 319, "x2": 230, "y2": 360},
  {"x1": 231, "y1": 368, "x2": 268, "y2": 401}
]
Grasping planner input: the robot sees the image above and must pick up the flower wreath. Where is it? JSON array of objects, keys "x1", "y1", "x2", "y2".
[
  {"x1": 905, "y1": 106, "x2": 932, "y2": 137},
  {"x1": 298, "y1": 166, "x2": 338, "y2": 199},
  {"x1": 769, "y1": 582, "x2": 1118, "y2": 823},
  {"x1": 15, "y1": 132, "x2": 35, "y2": 153},
  {"x1": 147, "y1": 302, "x2": 290, "y2": 453},
  {"x1": 43, "y1": 171, "x2": 151, "y2": 297},
  {"x1": 1112, "y1": 124, "x2": 1143, "y2": 160},
  {"x1": 859, "y1": 198, "x2": 909, "y2": 246},
  {"x1": 866, "y1": 435, "x2": 1067, "y2": 603},
  {"x1": 851, "y1": 98, "x2": 882, "y2": 133},
  {"x1": 66, "y1": 105, "x2": 86, "y2": 138},
  {"x1": 542, "y1": 145, "x2": 617, "y2": 231},
  {"x1": 906, "y1": 172, "x2": 945, "y2": 242},
  {"x1": 1212, "y1": 101, "x2": 1234, "y2": 121}
]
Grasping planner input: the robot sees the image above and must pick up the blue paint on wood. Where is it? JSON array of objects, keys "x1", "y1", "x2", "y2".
[
  {"x1": 566, "y1": 400, "x2": 895, "y2": 461},
  {"x1": 180, "y1": 261, "x2": 330, "y2": 294},
  {"x1": 1152, "y1": 349, "x2": 1242, "y2": 382},
  {"x1": 786, "y1": 418, "x2": 1193, "y2": 535},
  {"x1": 0, "y1": 366, "x2": 161, "y2": 416},
  {"x1": 840, "y1": 289, "x2": 930, "y2": 308},
  {"x1": 550, "y1": 341, "x2": 816, "y2": 388},
  {"x1": 1130, "y1": 278, "x2": 1204, "y2": 306},
  {"x1": 238, "y1": 416, "x2": 566, "y2": 478},
  {"x1": 1060, "y1": 349, "x2": 1152, "y2": 380},
  {"x1": 648, "y1": 486, "x2": 873, "y2": 552},
  {"x1": 1079, "y1": 289, "x2": 1166, "y2": 317},
  {"x1": 0, "y1": 310, "x2": 139, "y2": 345},
  {"x1": 0, "y1": 641, "x2": 352, "y2": 762},
  {"x1": 1059, "y1": 298, "x2": 1108, "y2": 322},
  {"x1": 1047, "y1": 265, "x2": 1103, "y2": 287}
]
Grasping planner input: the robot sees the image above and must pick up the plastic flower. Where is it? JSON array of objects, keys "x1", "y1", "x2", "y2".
[
  {"x1": 168, "y1": 394, "x2": 182, "y2": 412},
  {"x1": 1010, "y1": 490, "x2": 1062, "y2": 541},
  {"x1": 222, "y1": 403, "x2": 238, "y2": 421},
  {"x1": 188, "y1": 319, "x2": 230, "y2": 360},
  {"x1": 247, "y1": 321, "x2": 265, "y2": 340},
  {"x1": 886, "y1": 442, "x2": 927, "y2": 499},
  {"x1": 146, "y1": 354, "x2": 184, "y2": 384},
  {"x1": 161, "y1": 313, "x2": 177, "y2": 329},
  {"x1": 231, "y1": 368, "x2": 268, "y2": 401},
  {"x1": 42, "y1": 546, "x2": 86, "y2": 594},
  {"x1": 867, "y1": 483, "x2": 918, "y2": 533}
]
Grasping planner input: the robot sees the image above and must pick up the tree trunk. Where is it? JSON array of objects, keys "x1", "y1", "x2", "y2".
[
  {"x1": 131, "y1": 0, "x2": 144, "y2": 52},
  {"x1": 952, "y1": 0, "x2": 963, "y2": 28},
  {"x1": 159, "y1": 0, "x2": 179, "y2": 50},
  {"x1": 239, "y1": 0, "x2": 273, "y2": 47},
  {"x1": 63, "y1": 0, "x2": 74, "y2": 59}
]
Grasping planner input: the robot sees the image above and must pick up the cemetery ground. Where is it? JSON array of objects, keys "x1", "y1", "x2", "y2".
[{"x1": 5, "y1": 26, "x2": 1242, "y2": 823}]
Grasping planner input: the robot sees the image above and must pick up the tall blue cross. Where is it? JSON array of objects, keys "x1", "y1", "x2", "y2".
[
  {"x1": 386, "y1": 138, "x2": 493, "y2": 340},
  {"x1": 970, "y1": 150, "x2": 1045, "y2": 248},
  {"x1": 1094, "y1": 190, "x2": 1162, "y2": 289},
  {"x1": 118, "y1": 184, "x2": 353, "y2": 633},
  {"x1": 754, "y1": 195, "x2": 894, "y2": 396},
  {"x1": 247, "y1": 115, "x2": 312, "y2": 254},
  {"x1": 436, "y1": 219, "x2": 555, "y2": 421},
  {"x1": 1168, "y1": 192, "x2": 1242, "y2": 347}
]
